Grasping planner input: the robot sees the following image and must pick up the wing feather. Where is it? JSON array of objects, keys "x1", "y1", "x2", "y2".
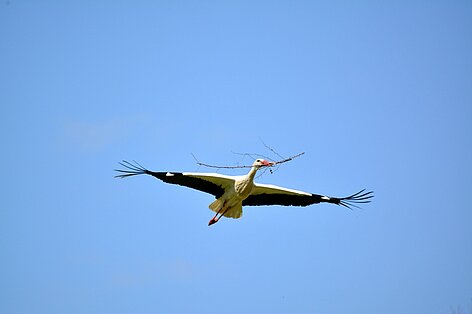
[
  {"x1": 243, "y1": 183, "x2": 373, "y2": 209},
  {"x1": 243, "y1": 183, "x2": 319, "y2": 207},
  {"x1": 115, "y1": 161, "x2": 235, "y2": 198}
]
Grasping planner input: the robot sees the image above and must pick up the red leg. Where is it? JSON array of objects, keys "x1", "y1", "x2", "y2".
[
  {"x1": 208, "y1": 201, "x2": 227, "y2": 226},
  {"x1": 208, "y1": 207, "x2": 230, "y2": 226},
  {"x1": 208, "y1": 217, "x2": 218, "y2": 226}
]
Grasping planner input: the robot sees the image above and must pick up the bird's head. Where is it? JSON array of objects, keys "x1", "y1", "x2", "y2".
[{"x1": 252, "y1": 159, "x2": 274, "y2": 168}]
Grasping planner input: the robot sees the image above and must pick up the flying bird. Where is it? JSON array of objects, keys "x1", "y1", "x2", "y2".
[{"x1": 115, "y1": 159, "x2": 373, "y2": 226}]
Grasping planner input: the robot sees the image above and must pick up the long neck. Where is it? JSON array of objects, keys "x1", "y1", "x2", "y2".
[{"x1": 247, "y1": 166, "x2": 259, "y2": 181}]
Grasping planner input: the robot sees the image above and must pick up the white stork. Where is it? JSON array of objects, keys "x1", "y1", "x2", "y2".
[{"x1": 115, "y1": 159, "x2": 373, "y2": 226}]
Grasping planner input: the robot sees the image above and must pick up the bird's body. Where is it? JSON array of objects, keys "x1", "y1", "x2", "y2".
[{"x1": 115, "y1": 159, "x2": 373, "y2": 226}]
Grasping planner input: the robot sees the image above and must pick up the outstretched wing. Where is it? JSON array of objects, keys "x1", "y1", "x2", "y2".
[
  {"x1": 243, "y1": 183, "x2": 373, "y2": 209},
  {"x1": 115, "y1": 161, "x2": 235, "y2": 199}
]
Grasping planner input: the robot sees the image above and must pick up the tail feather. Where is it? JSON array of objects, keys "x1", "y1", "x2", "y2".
[
  {"x1": 209, "y1": 199, "x2": 223, "y2": 212},
  {"x1": 224, "y1": 203, "x2": 243, "y2": 219},
  {"x1": 209, "y1": 199, "x2": 243, "y2": 219}
]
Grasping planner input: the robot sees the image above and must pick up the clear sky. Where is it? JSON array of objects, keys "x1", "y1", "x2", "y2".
[{"x1": 1, "y1": 1, "x2": 471, "y2": 313}]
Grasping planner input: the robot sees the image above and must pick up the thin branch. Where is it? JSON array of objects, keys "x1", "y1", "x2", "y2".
[
  {"x1": 272, "y1": 152, "x2": 305, "y2": 165},
  {"x1": 259, "y1": 138, "x2": 285, "y2": 160},
  {"x1": 191, "y1": 152, "x2": 305, "y2": 169},
  {"x1": 231, "y1": 151, "x2": 270, "y2": 160}
]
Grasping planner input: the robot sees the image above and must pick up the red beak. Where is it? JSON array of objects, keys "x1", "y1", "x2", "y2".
[{"x1": 262, "y1": 160, "x2": 274, "y2": 166}]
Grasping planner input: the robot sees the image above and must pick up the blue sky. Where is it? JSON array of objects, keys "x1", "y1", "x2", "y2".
[{"x1": 1, "y1": 1, "x2": 471, "y2": 313}]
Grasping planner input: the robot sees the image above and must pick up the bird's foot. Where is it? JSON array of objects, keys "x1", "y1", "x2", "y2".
[{"x1": 208, "y1": 217, "x2": 219, "y2": 226}]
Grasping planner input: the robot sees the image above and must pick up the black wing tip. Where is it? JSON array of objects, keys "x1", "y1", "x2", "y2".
[
  {"x1": 114, "y1": 160, "x2": 149, "y2": 178},
  {"x1": 337, "y1": 189, "x2": 374, "y2": 210}
]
